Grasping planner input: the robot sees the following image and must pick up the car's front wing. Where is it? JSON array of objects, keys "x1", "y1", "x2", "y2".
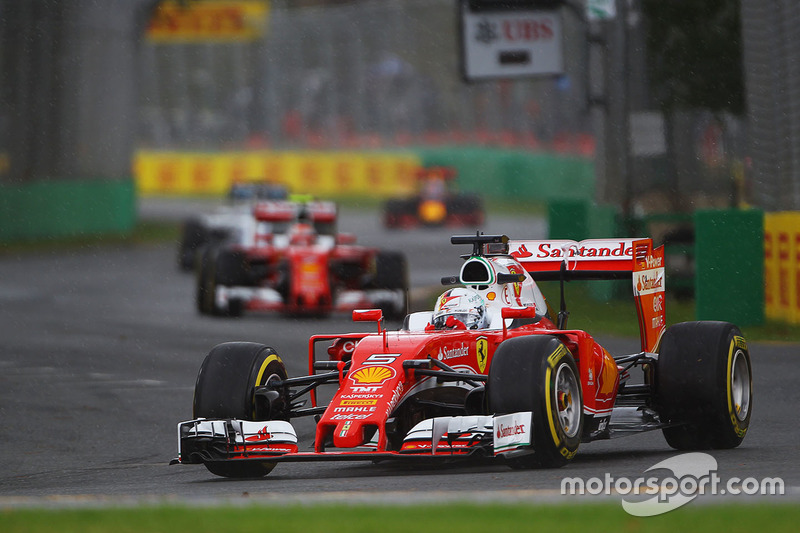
[{"x1": 173, "y1": 412, "x2": 534, "y2": 466}]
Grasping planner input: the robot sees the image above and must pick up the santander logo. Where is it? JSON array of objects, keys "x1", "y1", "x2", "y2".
[
  {"x1": 636, "y1": 273, "x2": 663, "y2": 292},
  {"x1": 496, "y1": 422, "x2": 526, "y2": 438},
  {"x1": 511, "y1": 240, "x2": 634, "y2": 261}
]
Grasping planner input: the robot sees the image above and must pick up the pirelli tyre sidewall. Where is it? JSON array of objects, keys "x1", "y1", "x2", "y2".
[
  {"x1": 656, "y1": 321, "x2": 752, "y2": 450},
  {"x1": 488, "y1": 335, "x2": 583, "y2": 468},
  {"x1": 192, "y1": 342, "x2": 288, "y2": 478}
]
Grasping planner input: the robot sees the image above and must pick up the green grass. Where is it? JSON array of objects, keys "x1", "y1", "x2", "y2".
[
  {"x1": 0, "y1": 221, "x2": 180, "y2": 256},
  {"x1": 543, "y1": 281, "x2": 800, "y2": 344},
  {"x1": 1, "y1": 502, "x2": 798, "y2": 532}
]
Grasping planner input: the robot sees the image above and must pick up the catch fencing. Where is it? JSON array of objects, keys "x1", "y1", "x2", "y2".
[{"x1": 137, "y1": 0, "x2": 593, "y2": 154}]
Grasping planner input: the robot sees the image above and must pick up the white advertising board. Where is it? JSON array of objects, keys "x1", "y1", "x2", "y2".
[{"x1": 461, "y1": 1, "x2": 564, "y2": 80}]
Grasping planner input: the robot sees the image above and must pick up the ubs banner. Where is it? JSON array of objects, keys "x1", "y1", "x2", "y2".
[{"x1": 460, "y1": 0, "x2": 564, "y2": 80}]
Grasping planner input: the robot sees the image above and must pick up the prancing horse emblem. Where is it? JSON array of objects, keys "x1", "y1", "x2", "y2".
[{"x1": 476, "y1": 337, "x2": 488, "y2": 373}]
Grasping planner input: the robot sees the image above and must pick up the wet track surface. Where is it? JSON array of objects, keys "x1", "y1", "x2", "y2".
[{"x1": 0, "y1": 200, "x2": 797, "y2": 505}]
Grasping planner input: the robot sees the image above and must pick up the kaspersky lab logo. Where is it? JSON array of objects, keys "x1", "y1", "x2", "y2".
[{"x1": 561, "y1": 453, "x2": 784, "y2": 516}]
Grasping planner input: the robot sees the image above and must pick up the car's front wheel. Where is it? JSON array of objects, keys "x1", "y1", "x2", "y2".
[
  {"x1": 488, "y1": 336, "x2": 583, "y2": 468},
  {"x1": 193, "y1": 342, "x2": 288, "y2": 478}
]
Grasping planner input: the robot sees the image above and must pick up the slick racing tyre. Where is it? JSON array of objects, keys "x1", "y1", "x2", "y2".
[
  {"x1": 384, "y1": 198, "x2": 417, "y2": 228},
  {"x1": 197, "y1": 248, "x2": 246, "y2": 317},
  {"x1": 446, "y1": 193, "x2": 484, "y2": 226},
  {"x1": 193, "y1": 342, "x2": 288, "y2": 478},
  {"x1": 373, "y1": 251, "x2": 409, "y2": 320},
  {"x1": 177, "y1": 217, "x2": 207, "y2": 271},
  {"x1": 196, "y1": 248, "x2": 219, "y2": 316},
  {"x1": 656, "y1": 321, "x2": 752, "y2": 450},
  {"x1": 488, "y1": 336, "x2": 582, "y2": 468},
  {"x1": 214, "y1": 249, "x2": 248, "y2": 317}
]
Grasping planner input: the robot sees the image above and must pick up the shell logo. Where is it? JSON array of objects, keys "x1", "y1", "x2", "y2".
[{"x1": 349, "y1": 366, "x2": 395, "y2": 385}]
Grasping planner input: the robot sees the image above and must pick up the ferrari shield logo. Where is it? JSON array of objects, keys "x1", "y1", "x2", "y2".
[{"x1": 476, "y1": 337, "x2": 488, "y2": 373}]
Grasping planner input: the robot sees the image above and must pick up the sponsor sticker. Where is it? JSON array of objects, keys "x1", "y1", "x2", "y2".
[
  {"x1": 339, "y1": 399, "x2": 378, "y2": 406},
  {"x1": 493, "y1": 411, "x2": 533, "y2": 455},
  {"x1": 438, "y1": 343, "x2": 469, "y2": 360},
  {"x1": 634, "y1": 270, "x2": 664, "y2": 295},
  {"x1": 331, "y1": 413, "x2": 371, "y2": 420},
  {"x1": 349, "y1": 365, "x2": 395, "y2": 385}
]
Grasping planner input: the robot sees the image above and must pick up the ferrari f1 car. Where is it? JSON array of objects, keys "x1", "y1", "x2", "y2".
[
  {"x1": 383, "y1": 166, "x2": 484, "y2": 228},
  {"x1": 174, "y1": 233, "x2": 752, "y2": 477},
  {"x1": 177, "y1": 181, "x2": 290, "y2": 272},
  {"x1": 196, "y1": 199, "x2": 408, "y2": 319}
]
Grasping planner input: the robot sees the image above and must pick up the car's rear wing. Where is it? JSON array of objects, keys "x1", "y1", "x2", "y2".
[
  {"x1": 508, "y1": 238, "x2": 666, "y2": 352},
  {"x1": 253, "y1": 200, "x2": 337, "y2": 224},
  {"x1": 508, "y1": 238, "x2": 648, "y2": 280}
]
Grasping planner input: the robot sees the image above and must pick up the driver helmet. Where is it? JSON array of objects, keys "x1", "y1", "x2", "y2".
[
  {"x1": 288, "y1": 222, "x2": 316, "y2": 245},
  {"x1": 432, "y1": 287, "x2": 489, "y2": 330}
]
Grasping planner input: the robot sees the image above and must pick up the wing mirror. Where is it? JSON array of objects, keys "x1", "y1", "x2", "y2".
[
  {"x1": 352, "y1": 309, "x2": 387, "y2": 348},
  {"x1": 501, "y1": 306, "x2": 538, "y2": 338}
]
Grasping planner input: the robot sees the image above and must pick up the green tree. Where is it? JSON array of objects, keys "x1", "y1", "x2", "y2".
[{"x1": 642, "y1": 0, "x2": 744, "y2": 114}]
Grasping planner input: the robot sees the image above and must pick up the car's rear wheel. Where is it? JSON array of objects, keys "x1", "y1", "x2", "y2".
[
  {"x1": 193, "y1": 342, "x2": 288, "y2": 478},
  {"x1": 196, "y1": 248, "x2": 218, "y2": 315},
  {"x1": 384, "y1": 198, "x2": 417, "y2": 228},
  {"x1": 446, "y1": 193, "x2": 484, "y2": 226},
  {"x1": 214, "y1": 250, "x2": 249, "y2": 317},
  {"x1": 656, "y1": 321, "x2": 752, "y2": 449},
  {"x1": 178, "y1": 218, "x2": 207, "y2": 271},
  {"x1": 488, "y1": 336, "x2": 582, "y2": 468}
]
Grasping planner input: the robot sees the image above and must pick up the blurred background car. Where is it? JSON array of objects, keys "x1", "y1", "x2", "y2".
[
  {"x1": 196, "y1": 198, "x2": 408, "y2": 319},
  {"x1": 383, "y1": 166, "x2": 484, "y2": 229},
  {"x1": 177, "y1": 181, "x2": 289, "y2": 271}
]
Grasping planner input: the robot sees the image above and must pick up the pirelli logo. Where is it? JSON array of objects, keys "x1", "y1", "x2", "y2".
[
  {"x1": 733, "y1": 336, "x2": 748, "y2": 351},
  {"x1": 547, "y1": 344, "x2": 568, "y2": 367},
  {"x1": 339, "y1": 399, "x2": 377, "y2": 406}
]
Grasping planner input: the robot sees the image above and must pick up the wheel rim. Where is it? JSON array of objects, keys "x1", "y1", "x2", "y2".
[
  {"x1": 554, "y1": 363, "x2": 581, "y2": 438},
  {"x1": 731, "y1": 349, "x2": 751, "y2": 421}
]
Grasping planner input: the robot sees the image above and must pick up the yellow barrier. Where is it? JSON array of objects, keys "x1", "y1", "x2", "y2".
[
  {"x1": 133, "y1": 150, "x2": 421, "y2": 198},
  {"x1": 146, "y1": 1, "x2": 269, "y2": 43},
  {"x1": 764, "y1": 212, "x2": 800, "y2": 323}
]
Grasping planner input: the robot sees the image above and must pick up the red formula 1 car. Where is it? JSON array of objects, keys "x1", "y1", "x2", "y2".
[
  {"x1": 175, "y1": 234, "x2": 752, "y2": 478},
  {"x1": 383, "y1": 166, "x2": 484, "y2": 228},
  {"x1": 196, "y1": 200, "x2": 408, "y2": 319}
]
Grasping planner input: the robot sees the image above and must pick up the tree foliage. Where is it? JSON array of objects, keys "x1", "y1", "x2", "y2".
[{"x1": 642, "y1": 0, "x2": 744, "y2": 115}]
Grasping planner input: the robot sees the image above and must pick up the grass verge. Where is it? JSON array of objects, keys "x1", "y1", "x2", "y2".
[
  {"x1": 0, "y1": 221, "x2": 180, "y2": 256},
  {"x1": 1, "y1": 502, "x2": 798, "y2": 533},
  {"x1": 542, "y1": 280, "x2": 800, "y2": 344}
]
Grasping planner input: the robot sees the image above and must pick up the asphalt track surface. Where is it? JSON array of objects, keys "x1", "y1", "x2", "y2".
[{"x1": 0, "y1": 199, "x2": 797, "y2": 507}]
